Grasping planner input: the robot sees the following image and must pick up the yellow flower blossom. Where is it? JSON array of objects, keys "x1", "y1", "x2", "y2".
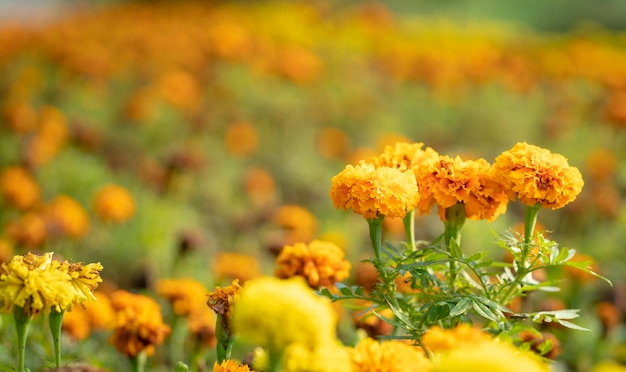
[
  {"x1": 232, "y1": 277, "x2": 337, "y2": 352},
  {"x1": 156, "y1": 277, "x2": 208, "y2": 317},
  {"x1": 491, "y1": 142, "x2": 584, "y2": 209},
  {"x1": 371, "y1": 141, "x2": 439, "y2": 172},
  {"x1": 421, "y1": 324, "x2": 492, "y2": 355},
  {"x1": 349, "y1": 337, "x2": 432, "y2": 372},
  {"x1": 274, "y1": 240, "x2": 351, "y2": 289},
  {"x1": 213, "y1": 359, "x2": 254, "y2": 372},
  {"x1": 330, "y1": 162, "x2": 419, "y2": 219},
  {"x1": 58, "y1": 261, "x2": 103, "y2": 305},
  {"x1": 109, "y1": 290, "x2": 171, "y2": 357},
  {"x1": 281, "y1": 342, "x2": 353, "y2": 372},
  {"x1": 0, "y1": 166, "x2": 41, "y2": 210}
]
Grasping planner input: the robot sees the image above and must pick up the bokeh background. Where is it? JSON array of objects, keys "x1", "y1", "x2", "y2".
[{"x1": 0, "y1": 0, "x2": 625, "y2": 371}]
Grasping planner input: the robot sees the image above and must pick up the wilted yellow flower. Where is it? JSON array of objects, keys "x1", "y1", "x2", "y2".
[
  {"x1": 0, "y1": 252, "x2": 74, "y2": 315},
  {"x1": 92, "y1": 184, "x2": 136, "y2": 223},
  {"x1": 431, "y1": 337, "x2": 548, "y2": 372},
  {"x1": 421, "y1": 324, "x2": 492, "y2": 355},
  {"x1": 417, "y1": 156, "x2": 507, "y2": 221},
  {"x1": 58, "y1": 261, "x2": 103, "y2": 305},
  {"x1": 232, "y1": 277, "x2": 337, "y2": 352},
  {"x1": 45, "y1": 195, "x2": 90, "y2": 238},
  {"x1": 212, "y1": 252, "x2": 261, "y2": 283},
  {"x1": 492, "y1": 142, "x2": 584, "y2": 209},
  {"x1": 274, "y1": 205, "x2": 318, "y2": 244},
  {"x1": 349, "y1": 337, "x2": 432, "y2": 372},
  {"x1": 156, "y1": 277, "x2": 208, "y2": 317},
  {"x1": 225, "y1": 121, "x2": 258, "y2": 157},
  {"x1": 207, "y1": 279, "x2": 241, "y2": 319},
  {"x1": 275, "y1": 240, "x2": 351, "y2": 289},
  {"x1": 330, "y1": 162, "x2": 419, "y2": 219},
  {"x1": 109, "y1": 290, "x2": 171, "y2": 357},
  {"x1": 213, "y1": 359, "x2": 253, "y2": 372},
  {"x1": 0, "y1": 166, "x2": 41, "y2": 210}
]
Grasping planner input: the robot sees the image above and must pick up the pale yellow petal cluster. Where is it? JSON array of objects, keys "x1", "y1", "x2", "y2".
[
  {"x1": 274, "y1": 240, "x2": 351, "y2": 289},
  {"x1": 330, "y1": 162, "x2": 419, "y2": 219},
  {"x1": 492, "y1": 142, "x2": 584, "y2": 209},
  {"x1": 349, "y1": 337, "x2": 432, "y2": 372}
]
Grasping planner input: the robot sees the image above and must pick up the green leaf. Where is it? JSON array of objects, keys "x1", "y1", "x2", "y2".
[
  {"x1": 560, "y1": 261, "x2": 613, "y2": 286},
  {"x1": 449, "y1": 297, "x2": 472, "y2": 318},
  {"x1": 427, "y1": 302, "x2": 451, "y2": 322},
  {"x1": 385, "y1": 299, "x2": 416, "y2": 331},
  {"x1": 318, "y1": 287, "x2": 335, "y2": 300},
  {"x1": 537, "y1": 339, "x2": 554, "y2": 356},
  {"x1": 556, "y1": 319, "x2": 590, "y2": 331},
  {"x1": 472, "y1": 300, "x2": 499, "y2": 322}
]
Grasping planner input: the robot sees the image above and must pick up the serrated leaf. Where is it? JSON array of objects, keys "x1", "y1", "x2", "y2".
[
  {"x1": 354, "y1": 286, "x2": 365, "y2": 296},
  {"x1": 318, "y1": 287, "x2": 334, "y2": 300},
  {"x1": 449, "y1": 297, "x2": 472, "y2": 318}
]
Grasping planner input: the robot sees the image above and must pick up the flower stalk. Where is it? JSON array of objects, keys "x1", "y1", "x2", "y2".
[
  {"x1": 215, "y1": 314, "x2": 233, "y2": 363},
  {"x1": 367, "y1": 215, "x2": 385, "y2": 261},
  {"x1": 403, "y1": 209, "x2": 417, "y2": 252},
  {"x1": 14, "y1": 306, "x2": 32, "y2": 372},
  {"x1": 130, "y1": 350, "x2": 147, "y2": 372},
  {"x1": 443, "y1": 203, "x2": 466, "y2": 287},
  {"x1": 49, "y1": 309, "x2": 65, "y2": 369}
]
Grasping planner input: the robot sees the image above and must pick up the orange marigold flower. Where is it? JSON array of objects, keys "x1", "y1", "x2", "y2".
[
  {"x1": 244, "y1": 167, "x2": 276, "y2": 209},
  {"x1": 156, "y1": 277, "x2": 208, "y2": 317},
  {"x1": 25, "y1": 105, "x2": 69, "y2": 166},
  {"x1": 275, "y1": 46, "x2": 321, "y2": 84},
  {"x1": 421, "y1": 324, "x2": 492, "y2": 355},
  {"x1": 349, "y1": 337, "x2": 432, "y2": 372},
  {"x1": 213, "y1": 360, "x2": 253, "y2": 372},
  {"x1": 491, "y1": 142, "x2": 584, "y2": 209},
  {"x1": 45, "y1": 195, "x2": 90, "y2": 238},
  {"x1": 212, "y1": 252, "x2": 261, "y2": 283},
  {"x1": 85, "y1": 291, "x2": 115, "y2": 330},
  {"x1": 275, "y1": 240, "x2": 351, "y2": 289},
  {"x1": 207, "y1": 279, "x2": 241, "y2": 320},
  {"x1": 330, "y1": 162, "x2": 419, "y2": 219},
  {"x1": 0, "y1": 166, "x2": 41, "y2": 210},
  {"x1": 156, "y1": 69, "x2": 201, "y2": 113},
  {"x1": 417, "y1": 156, "x2": 508, "y2": 221},
  {"x1": 62, "y1": 305, "x2": 91, "y2": 340},
  {"x1": 92, "y1": 184, "x2": 136, "y2": 223},
  {"x1": 371, "y1": 141, "x2": 439, "y2": 172},
  {"x1": 586, "y1": 148, "x2": 617, "y2": 181},
  {"x1": 274, "y1": 205, "x2": 318, "y2": 244},
  {"x1": 0, "y1": 238, "x2": 14, "y2": 264},
  {"x1": 6, "y1": 211, "x2": 48, "y2": 248},
  {"x1": 225, "y1": 121, "x2": 258, "y2": 158},
  {"x1": 109, "y1": 290, "x2": 171, "y2": 357},
  {"x1": 316, "y1": 127, "x2": 350, "y2": 160},
  {"x1": 187, "y1": 306, "x2": 217, "y2": 348}
]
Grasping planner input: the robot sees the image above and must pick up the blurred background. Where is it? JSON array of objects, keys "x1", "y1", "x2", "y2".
[{"x1": 0, "y1": 0, "x2": 625, "y2": 370}]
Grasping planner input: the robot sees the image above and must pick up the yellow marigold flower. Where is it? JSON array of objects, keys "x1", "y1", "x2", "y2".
[
  {"x1": 58, "y1": 261, "x2": 103, "y2": 305},
  {"x1": 0, "y1": 252, "x2": 75, "y2": 315},
  {"x1": 213, "y1": 359, "x2": 253, "y2": 372},
  {"x1": 431, "y1": 337, "x2": 548, "y2": 372},
  {"x1": 349, "y1": 337, "x2": 432, "y2": 372},
  {"x1": 417, "y1": 156, "x2": 508, "y2": 221},
  {"x1": 109, "y1": 290, "x2": 171, "y2": 357},
  {"x1": 282, "y1": 342, "x2": 353, "y2": 372},
  {"x1": 592, "y1": 361, "x2": 626, "y2": 372},
  {"x1": 421, "y1": 324, "x2": 492, "y2": 355},
  {"x1": 212, "y1": 252, "x2": 261, "y2": 283},
  {"x1": 491, "y1": 142, "x2": 584, "y2": 209},
  {"x1": 225, "y1": 121, "x2": 258, "y2": 158},
  {"x1": 187, "y1": 306, "x2": 217, "y2": 348},
  {"x1": 62, "y1": 305, "x2": 91, "y2": 340},
  {"x1": 330, "y1": 162, "x2": 419, "y2": 219},
  {"x1": 92, "y1": 184, "x2": 136, "y2": 223},
  {"x1": 274, "y1": 240, "x2": 351, "y2": 289},
  {"x1": 0, "y1": 166, "x2": 41, "y2": 210},
  {"x1": 207, "y1": 279, "x2": 241, "y2": 320},
  {"x1": 45, "y1": 195, "x2": 90, "y2": 238},
  {"x1": 85, "y1": 290, "x2": 115, "y2": 330},
  {"x1": 274, "y1": 205, "x2": 318, "y2": 244},
  {"x1": 232, "y1": 277, "x2": 337, "y2": 352},
  {"x1": 156, "y1": 277, "x2": 208, "y2": 317}
]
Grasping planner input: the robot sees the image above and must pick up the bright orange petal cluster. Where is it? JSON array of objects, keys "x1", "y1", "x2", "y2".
[
  {"x1": 156, "y1": 277, "x2": 208, "y2": 317},
  {"x1": 213, "y1": 359, "x2": 254, "y2": 372},
  {"x1": 492, "y1": 142, "x2": 584, "y2": 209},
  {"x1": 274, "y1": 240, "x2": 351, "y2": 289},
  {"x1": 371, "y1": 141, "x2": 439, "y2": 171},
  {"x1": 330, "y1": 162, "x2": 419, "y2": 219}
]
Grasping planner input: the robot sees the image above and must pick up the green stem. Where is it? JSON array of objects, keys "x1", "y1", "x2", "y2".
[
  {"x1": 267, "y1": 348, "x2": 282, "y2": 372},
  {"x1": 443, "y1": 203, "x2": 466, "y2": 288},
  {"x1": 49, "y1": 309, "x2": 65, "y2": 369},
  {"x1": 130, "y1": 350, "x2": 147, "y2": 372},
  {"x1": 367, "y1": 215, "x2": 385, "y2": 261},
  {"x1": 403, "y1": 209, "x2": 417, "y2": 252},
  {"x1": 521, "y1": 204, "x2": 541, "y2": 269},
  {"x1": 14, "y1": 306, "x2": 32, "y2": 372},
  {"x1": 215, "y1": 314, "x2": 233, "y2": 363}
]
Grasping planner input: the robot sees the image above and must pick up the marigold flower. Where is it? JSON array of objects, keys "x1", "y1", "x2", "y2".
[
  {"x1": 371, "y1": 141, "x2": 439, "y2": 172},
  {"x1": 421, "y1": 324, "x2": 494, "y2": 355},
  {"x1": 275, "y1": 46, "x2": 322, "y2": 84},
  {"x1": 109, "y1": 290, "x2": 171, "y2": 357},
  {"x1": 45, "y1": 195, "x2": 90, "y2": 238},
  {"x1": 92, "y1": 184, "x2": 136, "y2": 223},
  {"x1": 281, "y1": 342, "x2": 353, "y2": 372},
  {"x1": 431, "y1": 337, "x2": 548, "y2": 372},
  {"x1": 0, "y1": 238, "x2": 14, "y2": 264},
  {"x1": 156, "y1": 277, "x2": 208, "y2": 317},
  {"x1": 232, "y1": 277, "x2": 337, "y2": 352},
  {"x1": 187, "y1": 306, "x2": 217, "y2": 348},
  {"x1": 0, "y1": 252, "x2": 74, "y2": 315},
  {"x1": 349, "y1": 337, "x2": 432, "y2": 372},
  {"x1": 244, "y1": 167, "x2": 276, "y2": 209},
  {"x1": 213, "y1": 359, "x2": 253, "y2": 372},
  {"x1": 274, "y1": 205, "x2": 318, "y2": 244},
  {"x1": 586, "y1": 148, "x2": 617, "y2": 181},
  {"x1": 417, "y1": 156, "x2": 508, "y2": 221},
  {"x1": 85, "y1": 290, "x2": 115, "y2": 330},
  {"x1": 207, "y1": 279, "x2": 241, "y2": 319},
  {"x1": 212, "y1": 252, "x2": 261, "y2": 283},
  {"x1": 330, "y1": 162, "x2": 419, "y2": 219},
  {"x1": 274, "y1": 240, "x2": 351, "y2": 289},
  {"x1": 156, "y1": 69, "x2": 201, "y2": 112},
  {"x1": 316, "y1": 127, "x2": 350, "y2": 159},
  {"x1": 0, "y1": 166, "x2": 41, "y2": 210},
  {"x1": 491, "y1": 142, "x2": 584, "y2": 209},
  {"x1": 26, "y1": 105, "x2": 69, "y2": 166},
  {"x1": 62, "y1": 305, "x2": 91, "y2": 340},
  {"x1": 6, "y1": 211, "x2": 48, "y2": 248},
  {"x1": 58, "y1": 261, "x2": 103, "y2": 305},
  {"x1": 225, "y1": 121, "x2": 258, "y2": 157}
]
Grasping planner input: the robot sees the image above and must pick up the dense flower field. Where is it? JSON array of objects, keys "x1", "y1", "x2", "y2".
[{"x1": 0, "y1": 1, "x2": 625, "y2": 371}]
